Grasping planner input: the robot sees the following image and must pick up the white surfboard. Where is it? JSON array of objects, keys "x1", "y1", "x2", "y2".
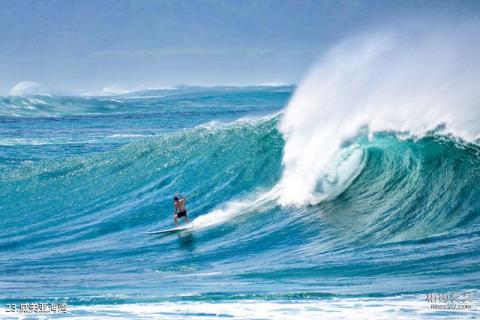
[{"x1": 145, "y1": 225, "x2": 191, "y2": 234}]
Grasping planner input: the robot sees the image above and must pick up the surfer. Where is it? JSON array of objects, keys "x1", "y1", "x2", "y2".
[{"x1": 173, "y1": 195, "x2": 190, "y2": 225}]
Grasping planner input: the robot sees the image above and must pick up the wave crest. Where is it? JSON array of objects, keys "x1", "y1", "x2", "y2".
[{"x1": 277, "y1": 21, "x2": 480, "y2": 206}]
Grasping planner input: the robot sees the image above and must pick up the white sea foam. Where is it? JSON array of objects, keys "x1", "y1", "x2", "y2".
[
  {"x1": 0, "y1": 138, "x2": 50, "y2": 146},
  {"x1": 12, "y1": 295, "x2": 474, "y2": 319},
  {"x1": 191, "y1": 188, "x2": 279, "y2": 230},
  {"x1": 277, "y1": 20, "x2": 480, "y2": 206}
]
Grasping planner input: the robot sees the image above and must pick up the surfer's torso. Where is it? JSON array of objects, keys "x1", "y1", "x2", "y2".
[{"x1": 174, "y1": 199, "x2": 187, "y2": 218}]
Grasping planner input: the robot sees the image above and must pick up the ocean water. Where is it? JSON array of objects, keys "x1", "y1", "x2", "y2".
[
  {"x1": 2, "y1": 30, "x2": 480, "y2": 319},
  {"x1": 0, "y1": 85, "x2": 479, "y2": 319}
]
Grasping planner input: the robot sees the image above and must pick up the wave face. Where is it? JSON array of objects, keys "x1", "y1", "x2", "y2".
[{"x1": 1, "y1": 30, "x2": 480, "y2": 318}]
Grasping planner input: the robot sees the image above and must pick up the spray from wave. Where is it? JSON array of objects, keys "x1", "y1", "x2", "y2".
[{"x1": 277, "y1": 21, "x2": 480, "y2": 206}]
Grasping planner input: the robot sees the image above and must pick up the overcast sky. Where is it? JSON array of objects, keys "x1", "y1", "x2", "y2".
[{"x1": 1, "y1": 0, "x2": 478, "y2": 94}]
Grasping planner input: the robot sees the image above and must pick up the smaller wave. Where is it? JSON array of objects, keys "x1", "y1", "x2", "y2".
[
  {"x1": 83, "y1": 85, "x2": 294, "y2": 98},
  {"x1": 9, "y1": 81, "x2": 46, "y2": 96},
  {"x1": 83, "y1": 85, "x2": 177, "y2": 97},
  {"x1": 0, "y1": 138, "x2": 51, "y2": 146},
  {"x1": 109, "y1": 134, "x2": 154, "y2": 138}
]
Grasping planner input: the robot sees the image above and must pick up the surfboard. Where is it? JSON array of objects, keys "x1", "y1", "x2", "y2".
[{"x1": 145, "y1": 225, "x2": 191, "y2": 234}]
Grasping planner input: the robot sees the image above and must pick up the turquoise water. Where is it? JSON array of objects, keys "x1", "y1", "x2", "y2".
[{"x1": 1, "y1": 86, "x2": 479, "y2": 319}]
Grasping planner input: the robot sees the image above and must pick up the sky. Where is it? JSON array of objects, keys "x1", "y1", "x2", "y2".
[{"x1": 1, "y1": 0, "x2": 479, "y2": 95}]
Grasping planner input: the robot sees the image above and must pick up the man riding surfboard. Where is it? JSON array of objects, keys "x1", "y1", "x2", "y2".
[{"x1": 173, "y1": 194, "x2": 190, "y2": 226}]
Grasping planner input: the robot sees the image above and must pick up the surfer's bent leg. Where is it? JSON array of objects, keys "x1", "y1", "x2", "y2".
[{"x1": 174, "y1": 214, "x2": 179, "y2": 226}]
